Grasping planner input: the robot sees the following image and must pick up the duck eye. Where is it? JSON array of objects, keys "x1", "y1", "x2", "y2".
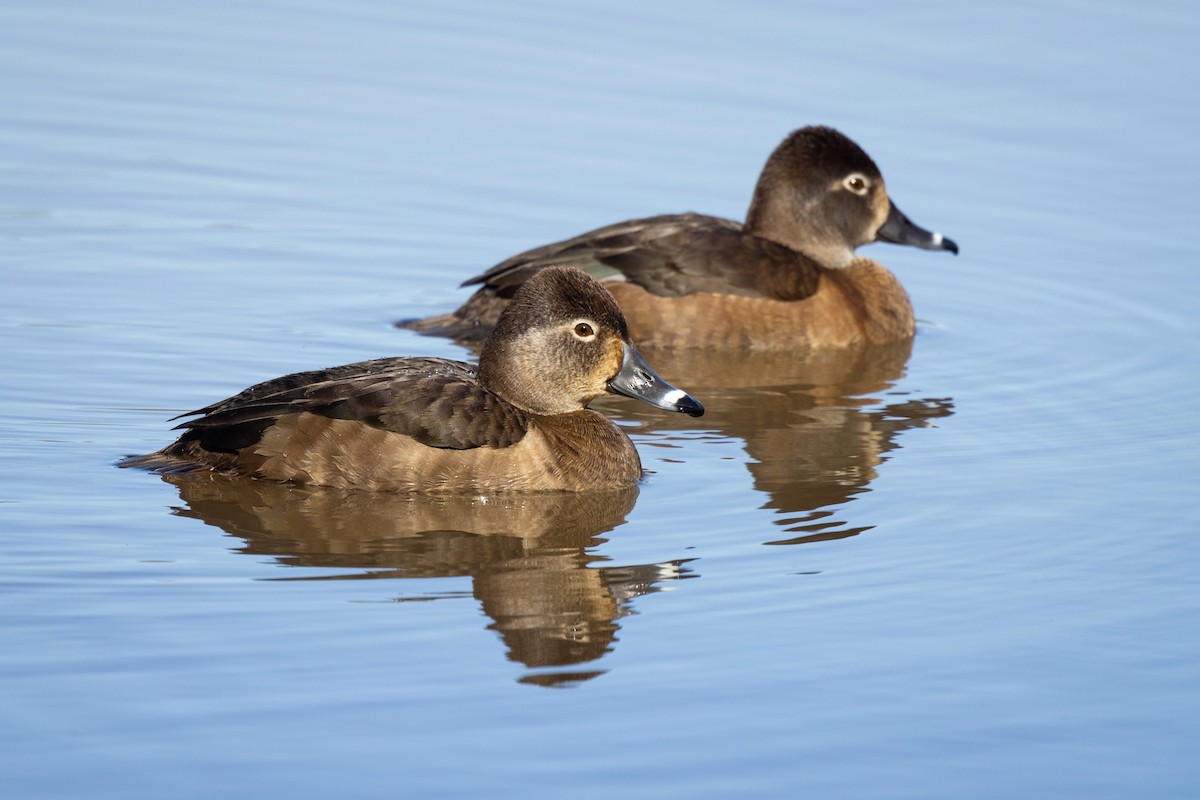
[
  {"x1": 843, "y1": 174, "x2": 869, "y2": 195},
  {"x1": 573, "y1": 321, "x2": 595, "y2": 339}
]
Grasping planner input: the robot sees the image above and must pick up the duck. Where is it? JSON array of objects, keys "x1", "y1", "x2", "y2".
[
  {"x1": 122, "y1": 266, "x2": 704, "y2": 492},
  {"x1": 399, "y1": 125, "x2": 958, "y2": 349}
]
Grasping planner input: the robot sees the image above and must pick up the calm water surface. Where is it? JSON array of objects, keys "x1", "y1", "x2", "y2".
[{"x1": 3, "y1": 1, "x2": 1198, "y2": 798}]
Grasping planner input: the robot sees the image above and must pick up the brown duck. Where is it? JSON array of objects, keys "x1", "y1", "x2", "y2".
[
  {"x1": 401, "y1": 126, "x2": 958, "y2": 349},
  {"x1": 122, "y1": 266, "x2": 703, "y2": 492}
]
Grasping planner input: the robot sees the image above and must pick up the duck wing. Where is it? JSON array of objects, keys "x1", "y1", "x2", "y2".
[
  {"x1": 175, "y1": 357, "x2": 529, "y2": 452},
  {"x1": 463, "y1": 213, "x2": 819, "y2": 302}
]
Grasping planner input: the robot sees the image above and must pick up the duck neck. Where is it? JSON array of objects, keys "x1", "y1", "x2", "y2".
[
  {"x1": 478, "y1": 335, "x2": 582, "y2": 417},
  {"x1": 745, "y1": 194, "x2": 854, "y2": 269}
]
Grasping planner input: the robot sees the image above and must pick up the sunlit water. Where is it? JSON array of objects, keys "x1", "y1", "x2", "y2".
[{"x1": 3, "y1": 1, "x2": 1199, "y2": 798}]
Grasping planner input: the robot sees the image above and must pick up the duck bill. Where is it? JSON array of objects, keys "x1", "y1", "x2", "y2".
[
  {"x1": 876, "y1": 201, "x2": 959, "y2": 255},
  {"x1": 608, "y1": 342, "x2": 705, "y2": 417}
]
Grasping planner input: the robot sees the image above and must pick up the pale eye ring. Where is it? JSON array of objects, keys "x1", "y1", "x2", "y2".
[
  {"x1": 573, "y1": 321, "x2": 596, "y2": 339},
  {"x1": 843, "y1": 174, "x2": 869, "y2": 195}
]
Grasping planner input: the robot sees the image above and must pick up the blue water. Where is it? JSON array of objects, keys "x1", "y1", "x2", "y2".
[{"x1": 3, "y1": 1, "x2": 1199, "y2": 798}]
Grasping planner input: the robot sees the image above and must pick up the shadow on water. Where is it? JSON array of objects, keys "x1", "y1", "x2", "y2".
[
  {"x1": 602, "y1": 339, "x2": 954, "y2": 544},
  {"x1": 161, "y1": 473, "x2": 693, "y2": 687}
]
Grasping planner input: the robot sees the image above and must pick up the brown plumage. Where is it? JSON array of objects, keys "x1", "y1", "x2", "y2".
[
  {"x1": 400, "y1": 126, "x2": 957, "y2": 349},
  {"x1": 122, "y1": 267, "x2": 703, "y2": 492}
]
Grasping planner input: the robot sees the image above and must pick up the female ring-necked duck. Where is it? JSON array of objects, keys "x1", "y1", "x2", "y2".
[
  {"x1": 123, "y1": 266, "x2": 703, "y2": 492},
  {"x1": 401, "y1": 126, "x2": 957, "y2": 349}
]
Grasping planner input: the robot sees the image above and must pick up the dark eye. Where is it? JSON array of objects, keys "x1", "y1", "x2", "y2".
[
  {"x1": 574, "y1": 322, "x2": 595, "y2": 338},
  {"x1": 844, "y1": 175, "x2": 868, "y2": 194}
]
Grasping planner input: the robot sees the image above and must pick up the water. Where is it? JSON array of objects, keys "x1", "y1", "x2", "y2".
[{"x1": 3, "y1": 1, "x2": 1199, "y2": 797}]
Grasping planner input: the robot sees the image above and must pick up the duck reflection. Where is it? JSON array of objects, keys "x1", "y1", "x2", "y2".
[
  {"x1": 160, "y1": 473, "x2": 693, "y2": 686},
  {"x1": 596, "y1": 339, "x2": 954, "y2": 544}
]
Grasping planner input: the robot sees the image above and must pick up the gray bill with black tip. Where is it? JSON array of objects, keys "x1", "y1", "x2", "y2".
[
  {"x1": 608, "y1": 343, "x2": 705, "y2": 417},
  {"x1": 876, "y1": 201, "x2": 959, "y2": 255}
]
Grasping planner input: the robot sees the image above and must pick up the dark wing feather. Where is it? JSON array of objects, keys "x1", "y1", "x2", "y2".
[
  {"x1": 175, "y1": 357, "x2": 529, "y2": 453},
  {"x1": 462, "y1": 213, "x2": 819, "y2": 302}
]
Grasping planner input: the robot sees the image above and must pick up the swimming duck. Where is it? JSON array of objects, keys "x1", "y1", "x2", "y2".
[
  {"x1": 400, "y1": 126, "x2": 957, "y2": 349},
  {"x1": 122, "y1": 266, "x2": 703, "y2": 492}
]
